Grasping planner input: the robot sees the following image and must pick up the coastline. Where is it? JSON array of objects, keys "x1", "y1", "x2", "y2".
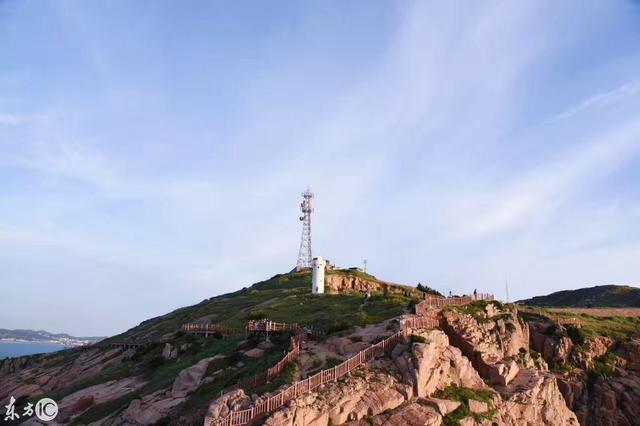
[{"x1": 0, "y1": 338, "x2": 87, "y2": 347}]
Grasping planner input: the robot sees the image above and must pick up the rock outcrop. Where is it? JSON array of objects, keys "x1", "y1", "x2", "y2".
[
  {"x1": 526, "y1": 314, "x2": 640, "y2": 426},
  {"x1": 0, "y1": 347, "x2": 132, "y2": 402},
  {"x1": 323, "y1": 273, "x2": 414, "y2": 296},
  {"x1": 441, "y1": 302, "x2": 530, "y2": 386},
  {"x1": 408, "y1": 330, "x2": 486, "y2": 397},
  {"x1": 529, "y1": 321, "x2": 574, "y2": 364},
  {"x1": 103, "y1": 355, "x2": 224, "y2": 425},
  {"x1": 264, "y1": 365, "x2": 411, "y2": 426},
  {"x1": 495, "y1": 369, "x2": 579, "y2": 426}
]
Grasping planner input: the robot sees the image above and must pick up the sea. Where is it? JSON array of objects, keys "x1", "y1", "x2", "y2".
[{"x1": 0, "y1": 341, "x2": 68, "y2": 359}]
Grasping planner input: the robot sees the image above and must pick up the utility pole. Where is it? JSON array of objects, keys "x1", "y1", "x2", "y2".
[
  {"x1": 505, "y1": 275, "x2": 510, "y2": 303},
  {"x1": 363, "y1": 259, "x2": 368, "y2": 273}
]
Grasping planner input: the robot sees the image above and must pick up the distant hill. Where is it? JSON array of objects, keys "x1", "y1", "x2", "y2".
[
  {"x1": 517, "y1": 284, "x2": 640, "y2": 307},
  {"x1": 0, "y1": 329, "x2": 104, "y2": 345}
]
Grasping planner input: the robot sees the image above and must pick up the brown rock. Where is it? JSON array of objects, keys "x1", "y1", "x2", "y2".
[
  {"x1": 382, "y1": 402, "x2": 442, "y2": 425},
  {"x1": 412, "y1": 330, "x2": 485, "y2": 397},
  {"x1": 422, "y1": 398, "x2": 461, "y2": 415},
  {"x1": 440, "y1": 305, "x2": 528, "y2": 386},
  {"x1": 468, "y1": 399, "x2": 488, "y2": 414}
]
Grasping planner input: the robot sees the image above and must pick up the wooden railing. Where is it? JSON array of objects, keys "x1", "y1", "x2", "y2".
[
  {"x1": 205, "y1": 322, "x2": 424, "y2": 426},
  {"x1": 415, "y1": 294, "x2": 494, "y2": 316},
  {"x1": 246, "y1": 320, "x2": 297, "y2": 334},
  {"x1": 235, "y1": 335, "x2": 301, "y2": 390},
  {"x1": 204, "y1": 294, "x2": 494, "y2": 426},
  {"x1": 182, "y1": 323, "x2": 243, "y2": 336},
  {"x1": 400, "y1": 315, "x2": 439, "y2": 330},
  {"x1": 101, "y1": 340, "x2": 151, "y2": 350}
]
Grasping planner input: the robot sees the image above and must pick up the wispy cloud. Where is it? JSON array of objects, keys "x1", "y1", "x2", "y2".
[{"x1": 547, "y1": 80, "x2": 640, "y2": 124}]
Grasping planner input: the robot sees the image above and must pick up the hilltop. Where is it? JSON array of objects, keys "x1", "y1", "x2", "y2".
[
  {"x1": 517, "y1": 284, "x2": 640, "y2": 308},
  {"x1": 114, "y1": 269, "x2": 420, "y2": 342}
]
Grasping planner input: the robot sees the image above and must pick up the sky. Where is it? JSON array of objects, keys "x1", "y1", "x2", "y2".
[{"x1": 1, "y1": 1, "x2": 640, "y2": 337}]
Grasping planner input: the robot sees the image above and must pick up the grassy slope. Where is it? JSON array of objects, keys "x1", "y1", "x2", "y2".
[
  {"x1": 519, "y1": 307, "x2": 640, "y2": 341},
  {"x1": 517, "y1": 285, "x2": 640, "y2": 308},
  {"x1": 115, "y1": 270, "x2": 415, "y2": 341}
]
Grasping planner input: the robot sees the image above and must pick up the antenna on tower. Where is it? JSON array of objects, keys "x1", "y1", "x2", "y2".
[{"x1": 296, "y1": 188, "x2": 314, "y2": 269}]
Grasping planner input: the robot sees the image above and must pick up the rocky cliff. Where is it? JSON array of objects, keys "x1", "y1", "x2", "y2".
[
  {"x1": 207, "y1": 302, "x2": 579, "y2": 426},
  {"x1": 525, "y1": 313, "x2": 640, "y2": 426},
  {"x1": 323, "y1": 271, "x2": 419, "y2": 297}
]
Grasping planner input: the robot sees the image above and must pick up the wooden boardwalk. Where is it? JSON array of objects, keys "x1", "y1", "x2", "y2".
[
  {"x1": 204, "y1": 293, "x2": 493, "y2": 426},
  {"x1": 101, "y1": 340, "x2": 151, "y2": 350},
  {"x1": 181, "y1": 323, "x2": 243, "y2": 337},
  {"x1": 415, "y1": 293, "x2": 494, "y2": 316}
]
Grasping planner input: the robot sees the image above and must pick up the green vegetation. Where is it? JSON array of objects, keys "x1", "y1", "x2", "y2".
[
  {"x1": 433, "y1": 385, "x2": 497, "y2": 426},
  {"x1": 416, "y1": 283, "x2": 443, "y2": 297},
  {"x1": 110, "y1": 271, "x2": 416, "y2": 342},
  {"x1": 410, "y1": 334, "x2": 427, "y2": 344},
  {"x1": 517, "y1": 285, "x2": 640, "y2": 308},
  {"x1": 565, "y1": 324, "x2": 586, "y2": 346},
  {"x1": 327, "y1": 268, "x2": 377, "y2": 281},
  {"x1": 447, "y1": 301, "x2": 514, "y2": 324},
  {"x1": 521, "y1": 307, "x2": 640, "y2": 341},
  {"x1": 325, "y1": 357, "x2": 344, "y2": 368},
  {"x1": 588, "y1": 353, "x2": 617, "y2": 380}
]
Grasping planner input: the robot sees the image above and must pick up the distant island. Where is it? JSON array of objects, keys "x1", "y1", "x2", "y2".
[
  {"x1": 517, "y1": 284, "x2": 640, "y2": 307},
  {"x1": 0, "y1": 328, "x2": 105, "y2": 347}
]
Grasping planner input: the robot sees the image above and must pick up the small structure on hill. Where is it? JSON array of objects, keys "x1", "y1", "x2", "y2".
[{"x1": 312, "y1": 256, "x2": 326, "y2": 294}]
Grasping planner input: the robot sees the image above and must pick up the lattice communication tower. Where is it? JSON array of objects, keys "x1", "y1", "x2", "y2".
[{"x1": 296, "y1": 188, "x2": 314, "y2": 268}]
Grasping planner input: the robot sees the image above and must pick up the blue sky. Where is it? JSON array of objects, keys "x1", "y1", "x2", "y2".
[{"x1": 1, "y1": 1, "x2": 639, "y2": 336}]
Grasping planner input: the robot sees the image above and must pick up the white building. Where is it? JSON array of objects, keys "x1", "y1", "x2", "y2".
[{"x1": 312, "y1": 256, "x2": 326, "y2": 294}]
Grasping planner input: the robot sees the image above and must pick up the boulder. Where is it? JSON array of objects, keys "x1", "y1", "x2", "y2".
[
  {"x1": 162, "y1": 343, "x2": 177, "y2": 360},
  {"x1": 411, "y1": 330, "x2": 485, "y2": 397},
  {"x1": 206, "y1": 389, "x2": 252, "y2": 421},
  {"x1": 381, "y1": 402, "x2": 442, "y2": 426},
  {"x1": 264, "y1": 367, "x2": 412, "y2": 426},
  {"x1": 495, "y1": 369, "x2": 579, "y2": 426},
  {"x1": 422, "y1": 398, "x2": 461, "y2": 416},
  {"x1": 171, "y1": 356, "x2": 222, "y2": 398},
  {"x1": 243, "y1": 348, "x2": 265, "y2": 358}
]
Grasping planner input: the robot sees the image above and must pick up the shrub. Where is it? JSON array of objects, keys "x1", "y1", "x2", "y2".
[
  {"x1": 566, "y1": 324, "x2": 586, "y2": 346},
  {"x1": 145, "y1": 355, "x2": 166, "y2": 370},
  {"x1": 326, "y1": 321, "x2": 351, "y2": 335},
  {"x1": 247, "y1": 310, "x2": 268, "y2": 320},
  {"x1": 410, "y1": 334, "x2": 427, "y2": 344},
  {"x1": 325, "y1": 357, "x2": 343, "y2": 368},
  {"x1": 416, "y1": 283, "x2": 443, "y2": 297}
]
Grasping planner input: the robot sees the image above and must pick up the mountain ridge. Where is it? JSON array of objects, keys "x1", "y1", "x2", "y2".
[{"x1": 517, "y1": 284, "x2": 640, "y2": 307}]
